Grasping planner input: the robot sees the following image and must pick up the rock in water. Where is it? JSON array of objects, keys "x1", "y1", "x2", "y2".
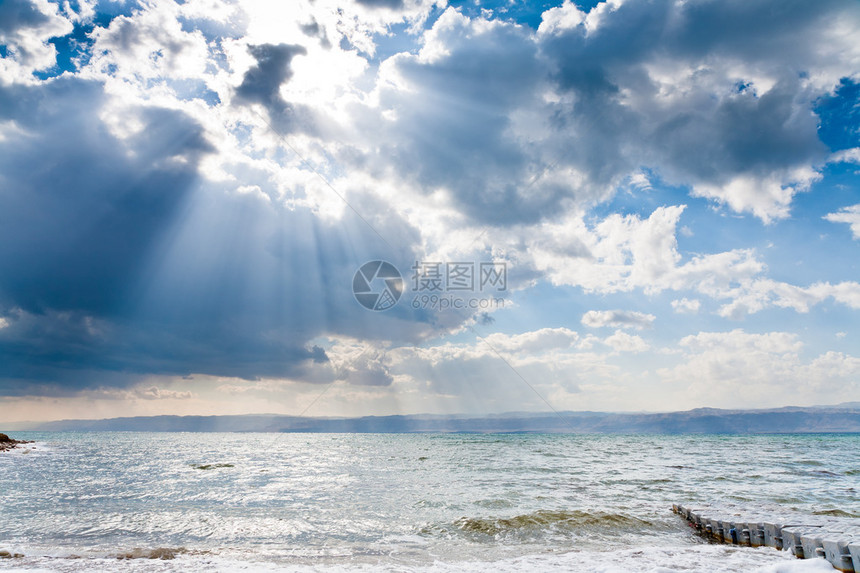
[{"x1": 0, "y1": 433, "x2": 33, "y2": 452}]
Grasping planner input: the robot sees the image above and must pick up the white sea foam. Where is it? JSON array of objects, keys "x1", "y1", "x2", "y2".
[{"x1": 0, "y1": 545, "x2": 833, "y2": 573}]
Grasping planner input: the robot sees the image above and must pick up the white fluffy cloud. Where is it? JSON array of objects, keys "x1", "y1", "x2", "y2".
[
  {"x1": 582, "y1": 310, "x2": 655, "y2": 330},
  {"x1": 714, "y1": 279, "x2": 860, "y2": 319},
  {"x1": 690, "y1": 168, "x2": 821, "y2": 224},
  {"x1": 483, "y1": 327, "x2": 579, "y2": 353},
  {"x1": 501, "y1": 204, "x2": 860, "y2": 318},
  {"x1": 0, "y1": 0, "x2": 72, "y2": 82},
  {"x1": 510, "y1": 205, "x2": 764, "y2": 300},
  {"x1": 658, "y1": 329, "x2": 860, "y2": 408},
  {"x1": 604, "y1": 330, "x2": 649, "y2": 353},
  {"x1": 825, "y1": 204, "x2": 860, "y2": 240},
  {"x1": 671, "y1": 298, "x2": 700, "y2": 314},
  {"x1": 89, "y1": 4, "x2": 212, "y2": 82}
]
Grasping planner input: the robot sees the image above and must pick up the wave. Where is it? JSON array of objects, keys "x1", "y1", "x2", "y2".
[
  {"x1": 0, "y1": 547, "x2": 206, "y2": 562},
  {"x1": 0, "y1": 544, "x2": 805, "y2": 573},
  {"x1": 812, "y1": 508, "x2": 858, "y2": 518},
  {"x1": 113, "y1": 547, "x2": 189, "y2": 560},
  {"x1": 191, "y1": 463, "x2": 234, "y2": 470},
  {"x1": 448, "y1": 510, "x2": 654, "y2": 537}
]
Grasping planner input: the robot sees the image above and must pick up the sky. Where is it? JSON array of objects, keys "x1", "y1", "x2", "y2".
[{"x1": 0, "y1": 0, "x2": 859, "y2": 423}]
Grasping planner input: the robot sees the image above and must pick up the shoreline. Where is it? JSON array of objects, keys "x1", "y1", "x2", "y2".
[{"x1": 0, "y1": 433, "x2": 33, "y2": 453}]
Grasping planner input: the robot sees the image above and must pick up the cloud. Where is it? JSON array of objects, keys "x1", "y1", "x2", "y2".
[
  {"x1": 604, "y1": 330, "x2": 649, "y2": 353},
  {"x1": 483, "y1": 327, "x2": 579, "y2": 353},
  {"x1": 0, "y1": 78, "x2": 211, "y2": 318},
  {"x1": 89, "y1": 3, "x2": 211, "y2": 82},
  {"x1": 582, "y1": 310, "x2": 655, "y2": 330},
  {"x1": 355, "y1": 0, "x2": 405, "y2": 9},
  {"x1": 521, "y1": 206, "x2": 693, "y2": 293},
  {"x1": 382, "y1": 330, "x2": 632, "y2": 411},
  {"x1": 68, "y1": 384, "x2": 196, "y2": 402},
  {"x1": 689, "y1": 168, "x2": 820, "y2": 224},
  {"x1": 136, "y1": 386, "x2": 194, "y2": 400},
  {"x1": 714, "y1": 279, "x2": 860, "y2": 319},
  {"x1": 235, "y1": 43, "x2": 307, "y2": 109},
  {"x1": 1, "y1": 0, "x2": 859, "y2": 408},
  {"x1": 230, "y1": 40, "x2": 320, "y2": 138},
  {"x1": 0, "y1": 75, "x2": 424, "y2": 394},
  {"x1": 671, "y1": 298, "x2": 700, "y2": 314},
  {"x1": 511, "y1": 205, "x2": 768, "y2": 305},
  {"x1": 824, "y1": 204, "x2": 860, "y2": 239},
  {"x1": 357, "y1": 9, "x2": 561, "y2": 225},
  {"x1": 658, "y1": 329, "x2": 860, "y2": 407},
  {"x1": 678, "y1": 329, "x2": 802, "y2": 354},
  {"x1": 530, "y1": 0, "x2": 859, "y2": 222},
  {"x1": 0, "y1": 0, "x2": 72, "y2": 82},
  {"x1": 504, "y1": 204, "x2": 860, "y2": 318},
  {"x1": 324, "y1": 339, "x2": 395, "y2": 387},
  {"x1": 832, "y1": 148, "x2": 860, "y2": 165}
]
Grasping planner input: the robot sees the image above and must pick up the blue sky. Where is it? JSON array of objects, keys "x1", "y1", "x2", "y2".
[{"x1": 0, "y1": 0, "x2": 859, "y2": 422}]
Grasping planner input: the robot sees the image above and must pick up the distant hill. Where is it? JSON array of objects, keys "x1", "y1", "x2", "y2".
[{"x1": 4, "y1": 404, "x2": 860, "y2": 433}]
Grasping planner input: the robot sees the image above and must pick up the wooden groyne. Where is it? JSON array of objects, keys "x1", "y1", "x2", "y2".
[{"x1": 673, "y1": 504, "x2": 860, "y2": 572}]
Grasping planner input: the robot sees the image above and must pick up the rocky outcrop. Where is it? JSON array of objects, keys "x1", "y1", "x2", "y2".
[
  {"x1": 0, "y1": 550, "x2": 24, "y2": 558},
  {"x1": 0, "y1": 433, "x2": 33, "y2": 452}
]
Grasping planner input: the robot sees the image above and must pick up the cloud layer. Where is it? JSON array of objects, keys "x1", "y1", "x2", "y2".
[{"x1": 0, "y1": 0, "x2": 858, "y2": 416}]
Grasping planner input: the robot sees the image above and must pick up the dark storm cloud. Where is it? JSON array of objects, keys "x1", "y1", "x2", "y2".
[
  {"x1": 0, "y1": 78, "x2": 218, "y2": 391},
  {"x1": 538, "y1": 0, "x2": 835, "y2": 189},
  {"x1": 0, "y1": 0, "x2": 51, "y2": 33},
  {"x1": 235, "y1": 43, "x2": 305, "y2": 105},
  {"x1": 361, "y1": 0, "x2": 856, "y2": 225},
  {"x1": 300, "y1": 19, "x2": 330, "y2": 48},
  {"x1": 0, "y1": 78, "x2": 210, "y2": 316},
  {"x1": 234, "y1": 43, "x2": 315, "y2": 133},
  {"x1": 664, "y1": 0, "x2": 847, "y2": 61},
  {"x1": 644, "y1": 76, "x2": 825, "y2": 187},
  {"x1": 354, "y1": 0, "x2": 405, "y2": 9},
  {"x1": 0, "y1": 303, "x2": 335, "y2": 395},
  {"x1": 365, "y1": 14, "x2": 569, "y2": 225},
  {"x1": 0, "y1": 77, "x2": 422, "y2": 394}
]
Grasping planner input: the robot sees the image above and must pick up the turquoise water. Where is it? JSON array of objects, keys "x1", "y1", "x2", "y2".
[{"x1": 0, "y1": 432, "x2": 857, "y2": 571}]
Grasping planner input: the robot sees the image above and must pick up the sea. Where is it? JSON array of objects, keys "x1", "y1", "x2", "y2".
[{"x1": 0, "y1": 432, "x2": 857, "y2": 572}]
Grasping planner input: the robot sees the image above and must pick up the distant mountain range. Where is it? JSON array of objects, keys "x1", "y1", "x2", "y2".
[{"x1": 4, "y1": 403, "x2": 860, "y2": 433}]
